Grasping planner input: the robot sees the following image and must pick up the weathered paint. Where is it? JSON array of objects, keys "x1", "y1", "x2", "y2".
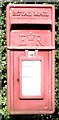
[{"x1": 6, "y1": 4, "x2": 55, "y2": 114}]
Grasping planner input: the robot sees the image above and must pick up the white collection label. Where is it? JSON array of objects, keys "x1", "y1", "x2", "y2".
[{"x1": 22, "y1": 60, "x2": 41, "y2": 96}]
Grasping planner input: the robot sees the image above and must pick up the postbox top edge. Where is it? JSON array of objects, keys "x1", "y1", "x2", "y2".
[{"x1": 6, "y1": 3, "x2": 55, "y2": 9}]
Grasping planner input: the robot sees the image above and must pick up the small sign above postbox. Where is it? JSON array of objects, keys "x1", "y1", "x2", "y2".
[{"x1": 6, "y1": 4, "x2": 55, "y2": 114}]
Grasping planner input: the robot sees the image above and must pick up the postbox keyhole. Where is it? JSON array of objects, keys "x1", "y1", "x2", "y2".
[{"x1": 17, "y1": 78, "x2": 19, "y2": 82}]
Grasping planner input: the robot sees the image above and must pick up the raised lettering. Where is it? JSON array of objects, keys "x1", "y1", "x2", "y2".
[{"x1": 12, "y1": 11, "x2": 49, "y2": 17}]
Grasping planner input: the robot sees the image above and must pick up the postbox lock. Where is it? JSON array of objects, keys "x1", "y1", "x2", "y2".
[
  {"x1": 17, "y1": 78, "x2": 19, "y2": 82},
  {"x1": 28, "y1": 51, "x2": 35, "y2": 57}
]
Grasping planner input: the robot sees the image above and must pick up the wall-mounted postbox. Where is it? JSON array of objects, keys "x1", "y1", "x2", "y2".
[{"x1": 6, "y1": 4, "x2": 55, "y2": 114}]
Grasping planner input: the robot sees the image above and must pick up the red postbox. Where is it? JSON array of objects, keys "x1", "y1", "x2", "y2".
[{"x1": 6, "y1": 4, "x2": 55, "y2": 114}]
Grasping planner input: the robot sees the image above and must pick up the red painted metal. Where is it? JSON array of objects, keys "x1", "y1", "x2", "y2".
[
  {"x1": 6, "y1": 4, "x2": 55, "y2": 114},
  {"x1": 10, "y1": 30, "x2": 51, "y2": 47}
]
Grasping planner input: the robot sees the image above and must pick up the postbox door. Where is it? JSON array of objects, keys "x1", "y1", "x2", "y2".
[{"x1": 9, "y1": 50, "x2": 52, "y2": 112}]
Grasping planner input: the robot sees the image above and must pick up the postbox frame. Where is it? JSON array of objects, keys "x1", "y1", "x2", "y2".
[{"x1": 6, "y1": 4, "x2": 55, "y2": 114}]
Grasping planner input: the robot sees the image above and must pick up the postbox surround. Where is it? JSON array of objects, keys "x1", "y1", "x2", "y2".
[{"x1": 6, "y1": 4, "x2": 55, "y2": 114}]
